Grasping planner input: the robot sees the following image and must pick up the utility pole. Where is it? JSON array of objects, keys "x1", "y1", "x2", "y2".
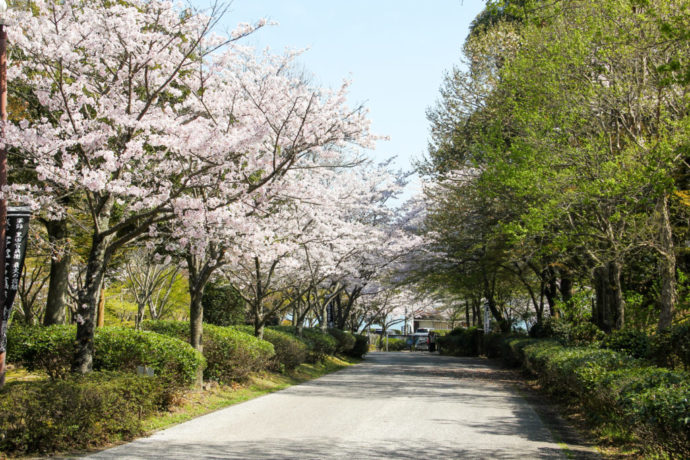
[{"x1": 0, "y1": 0, "x2": 10, "y2": 388}]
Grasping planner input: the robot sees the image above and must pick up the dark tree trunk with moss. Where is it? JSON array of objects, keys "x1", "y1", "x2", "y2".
[
  {"x1": 73, "y1": 234, "x2": 111, "y2": 374},
  {"x1": 593, "y1": 261, "x2": 625, "y2": 332},
  {"x1": 559, "y1": 271, "x2": 573, "y2": 306},
  {"x1": 43, "y1": 219, "x2": 71, "y2": 326},
  {"x1": 544, "y1": 267, "x2": 559, "y2": 318}
]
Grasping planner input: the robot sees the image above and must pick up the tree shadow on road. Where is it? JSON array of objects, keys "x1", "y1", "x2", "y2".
[{"x1": 87, "y1": 437, "x2": 567, "y2": 459}]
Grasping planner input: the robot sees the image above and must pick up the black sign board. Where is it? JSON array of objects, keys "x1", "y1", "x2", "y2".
[
  {"x1": 326, "y1": 302, "x2": 335, "y2": 329},
  {"x1": 0, "y1": 207, "x2": 31, "y2": 354}
]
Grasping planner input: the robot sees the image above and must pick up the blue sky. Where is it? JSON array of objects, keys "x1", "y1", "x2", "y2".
[{"x1": 192, "y1": 0, "x2": 487, "y2": 200}]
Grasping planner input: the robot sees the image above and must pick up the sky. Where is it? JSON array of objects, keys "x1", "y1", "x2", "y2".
[{"x1": 191, "y1": 0, "x2": 487, "y2": 201}]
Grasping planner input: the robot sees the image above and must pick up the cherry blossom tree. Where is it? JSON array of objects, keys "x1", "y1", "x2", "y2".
[
  {"x1": 165, "y1": 47, "x2": 375, "y2": 349},
  {"x1": 7, "y1": 0, "x2": 268, "y2": 372}
]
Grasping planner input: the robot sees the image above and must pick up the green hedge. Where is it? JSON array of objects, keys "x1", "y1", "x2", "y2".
[
  {"x1": 595, "y1": 324, "x2": 690, "y2": 371},
  {"x1": 0, "y1": 371, "x2": 170, "y2": 456},
  {"x1": 437, "y1": 327, "x2": 483, "y2": 356},
  {"x1": 529, "y1": 318, "x2": 605, "y2": 346},
  {"x1": 600, "y1": 329, "x2": 651, "y2": 359},
  {"x1": 327, "y1": 329, "x2": 356, "y2": 354},
  {"x1": 483, "y1": 332, "x2": 507, "y2": 358},
  {"x1": 271, "y1": 326, "x2": 337, "y2": 362},
  {"x1": 143, "y1": 321, "x2": 274, "y2": 382},
  {"x1": 6, "y1": 325, "x2": 74, "y2": 379},
  {"x1": 669, "y1": 324, "x2": 690, "y2": 369},
  {"x1": 236, "y1": 325, "x2": 307, "y2": 371},
  {"x1": 376, "y1": 337, "x2": 407, "y2": 351},
  {"x1": 7, "y1": 325, "x2": 205, "y2": 386},
  {"x1": 506, "y1": 338, "x2": 689, "y2": 457},
  {"x1": 348, "y1": 334, "x2": 369, "y2": 358},
  {"x1": 648, "y1": 324, "x2": 690, "y2": 370}
]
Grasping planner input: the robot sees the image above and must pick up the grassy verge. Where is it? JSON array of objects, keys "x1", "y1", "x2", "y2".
[
  {"x1": 141, "y1": 355, "x2": 355, "y2": 433},
  {"x1": 1, "y1": 355, "x2": 356, "y2": 458}
]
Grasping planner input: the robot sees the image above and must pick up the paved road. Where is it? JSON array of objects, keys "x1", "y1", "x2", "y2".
[{"x1": 88, "y1": 352, "x2": 590, "y2": 459}]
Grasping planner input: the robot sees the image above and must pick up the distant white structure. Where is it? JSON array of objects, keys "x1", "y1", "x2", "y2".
[{"x1": 413, "y1": 312, "x2": 453, "y2": 332}]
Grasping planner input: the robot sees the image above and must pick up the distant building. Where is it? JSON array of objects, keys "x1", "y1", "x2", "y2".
[{"x1": 413, "y1": 312, "x2": 453, "y2": 332}]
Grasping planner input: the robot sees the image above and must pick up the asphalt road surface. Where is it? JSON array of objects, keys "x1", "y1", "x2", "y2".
[{"x1": 88, "y1": 352, "x2": 596, "y2": 459}]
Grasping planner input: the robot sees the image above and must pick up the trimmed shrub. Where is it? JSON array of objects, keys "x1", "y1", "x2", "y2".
[
  {"x1": 94, "y1": 327, "x2": 205, "y2": 386},
  {"x1": 631, "y1": 381, "x2": 690, "y2": 456},
  {"x1": 236, "y1": 325, "x2": 307, "y2": 371},
  {"x1": 509, "y1": 338, "x2": 690, "y2": 457},
  {"x1": 143, "y1": 321, "x2": 274, "y2": 382},
  {"x1": 671, "y1": 323, "x2": 690, "y2": 370},
  {"x1": 301, "y1": 328, "x2": 337, "y2": 359},
  {"x1": 377, "y1": 337, "x2": 406, "y2": 351},
  {"x1": 502, "y1": 337, "x2": 543, "y2": 367},
  {"x1": 0, "y1": 371, "x2": 170, "y2": 456},
  {"x1": 569, "y1": 322, "x2": 606, "y2": 345},
  {"x1": 348, "y1": 334, "x2": 369, "y2": 358},
  {"x1": 437, "y1": 327, "x2": 482, "y2": 356},
  {"x1": 601, "y1": 329, "x2": 651, "y2": 359},
  {"x1": 527, "y1": 345, "x2": 636, "y2": 396},
  {"x1": 529, "y1": 318, "x2": 604, "y2": 346},
  {"x1": 482, "y1": 332, "x2": 507, "y2": 358},
  {"x1": 6, "y1": 325, "x2": 74, "y2": 379},
  {"x1": 7, "y1": 325, "x2": 205, "y2": 386},
  {"x1": 651, "y1": 324, "x2": 690, "y2": 370},
  {"x1": 271, "y1": 326, "x2": 337, "y2": 362},
  {"x1": 327, "y1": 329, "x2": 356, "y2": 354}
]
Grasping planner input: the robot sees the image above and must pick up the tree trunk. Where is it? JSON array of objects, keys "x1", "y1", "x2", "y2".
[
  {"x1": 593, "y1": 266, "x2": 606, "y2": 330},
  {"x1": 73, "y1": 235, "x2": 110, "y2": 374},
  {"x1": 187, "y1": 252, "x2": 223, "y2": 353},
  {"x1": 472, "y1": 299, "x2": 479, "y2": 326},
  {"x1": 186, "y1": 272, "x2": 206, "y2": 387},
  {"x1": 254, "y1": 316, "x2": 265, "y2": 340},
  {"x1": 544, "y1": 267, "x2": 559, "y2": 318},
  {"x1": 612, "y1": 261, "x2": 625, "y2": 330},
  {"x1": 537, "y1": 280, "x2": 544, "y2": 323},
  {"x1": 134, "y1": 301, "x2": 145, "y2": 330},
  {"x1": 559, "y1": 272, "x2": 573, "y2": 306},
  {"x1": 43, "y1": 219, "x2": 70, "y2": 326},
  {"x1": 97, "y1": 287, "x2": 106, "y2": 327},
  {"x1": 483, "y1": 275, "x2": 509, "y2": 333},
  {"x1": 334, "y1": 292, "x2": 343, "y2": 330},
  {"x1": 593, "y1": 260, "x2": 625, "y2": 332},
  {"x1": 336, "y1": 287, "x2": 361, "y2": 330},
  {"x1": 487, "y1": 297, "x2": 510, "y2": 333},
  {"x1": 320, "y1": 301, "x2": 328, "y2": 332},
  {"x1": 189, "y1": 287, "x2": 204, "y2": 352},
  {"x1": 657, "y1": 195, "x2": 676, "y2": 332}
]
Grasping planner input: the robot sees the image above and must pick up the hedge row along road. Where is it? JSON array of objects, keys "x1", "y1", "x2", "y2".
[{"x1": 87, "y1": 353, "x2": 597, "y2": 459}]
